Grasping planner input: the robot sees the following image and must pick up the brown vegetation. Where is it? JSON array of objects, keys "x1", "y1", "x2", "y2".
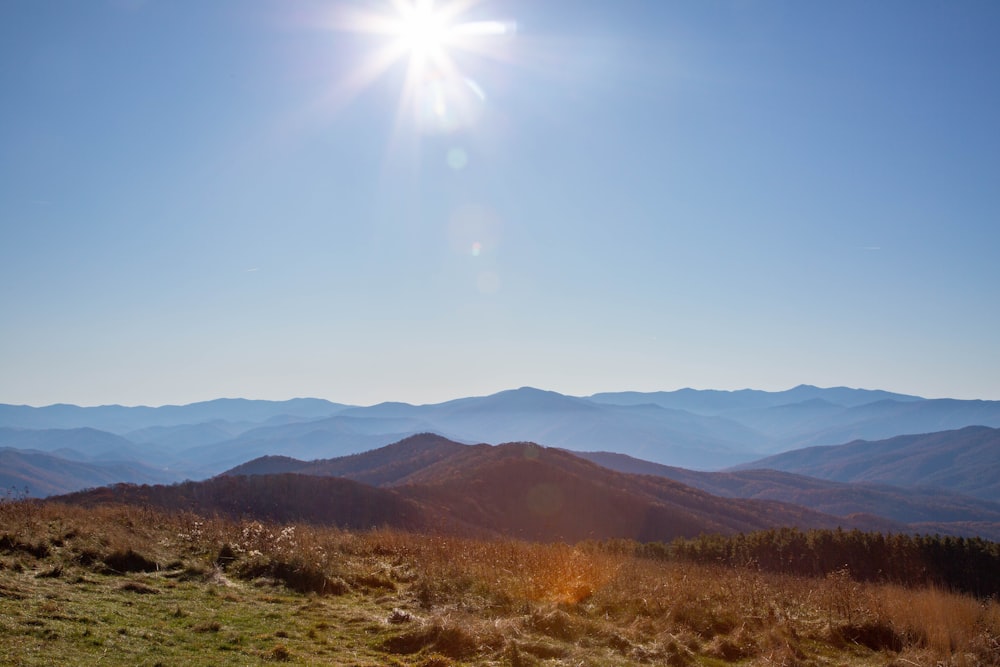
[
  {"x1": 2, "y1": 499, "x2": 999, "y2": 665},
  {"x1": 64, "y1": 439, "x2": 874, "y2": 544}
]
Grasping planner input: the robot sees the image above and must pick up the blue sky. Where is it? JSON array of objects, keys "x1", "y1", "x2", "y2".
[{"x1": 2, "y1": 0, "x2": 998, "y2": 407}]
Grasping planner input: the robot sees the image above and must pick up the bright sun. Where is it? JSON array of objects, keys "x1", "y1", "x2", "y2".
[
  {"x1": 393, "y1": 2, "x2": 453, "y2": 61},
  {"x1": 332, "y1": 0, "x2": 515, "y2": 134}
]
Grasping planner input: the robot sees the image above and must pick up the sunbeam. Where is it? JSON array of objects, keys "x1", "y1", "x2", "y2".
[{"x1": 331, "y1": 0, "x2": 515, "y2": 135}]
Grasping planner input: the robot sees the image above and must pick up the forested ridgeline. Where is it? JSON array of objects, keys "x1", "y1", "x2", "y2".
[{"x1": 638, "y1": 528, "x2": 1000, "y2": 598}]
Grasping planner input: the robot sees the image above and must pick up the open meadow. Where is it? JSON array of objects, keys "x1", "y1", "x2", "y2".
[{"x1": 1, "y1": 501, "x2": 998, "y2": 666}]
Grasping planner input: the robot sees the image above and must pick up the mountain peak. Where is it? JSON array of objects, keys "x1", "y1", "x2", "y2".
[{"x1": 480, "y1": 387, "x2": 595, "y2": 411}]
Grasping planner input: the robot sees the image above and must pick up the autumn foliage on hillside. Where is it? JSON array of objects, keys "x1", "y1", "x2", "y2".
[
  {"x1": 63, "y1": 440, "x2": 881, "y2": 544},
  {"x1": 58, "y1": 473, "x2": 426, "y2": 530}
]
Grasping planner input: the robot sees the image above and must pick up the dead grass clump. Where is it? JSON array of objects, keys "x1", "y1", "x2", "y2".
[
  {"x1": 73, "y1": 548, "x2": 101, "y2": 568},
  {"x1": 268, "y1": 643, "x2": 291, "y2": 661},
  {"x1": 528, "y1": 607, "x2": 580, "y2": 641},
  {"x1": 192, "y1": 620, "x2": 222, "y2": 633},
  {"x1": 759, "y1": 642, "x2": 809, "y2": 667},
  {"x1": 382, "y1": 623, "x2": 439, "y2": 654},
  {"x1": 215, "y1": 543, "x2": 237, "y2": 567},
  {"x1": 102, "y1": 548, "x2": 159, "y2": 574},
  {"x1": 234, "y1": 557, "x2": 348, "y2": 595},
  {"x1": 35, "y1": 564, "x2": 63, "y2": 579},
  {"x1": 672, "y1": 602, "x2": 739, "y2": 638},
  {"x1": 705, "y1": 630, "x2": 759, "y2": 662},
  {"x1": 663, "y1": 641, "x2": 694, "y2": 666},
  {"x1": 349, "y1": 570, "x2": 396, "y2": 591},
  {"x1": 831, "y1": 620, "x2": 903, "y2": 652},
  {"x1": 513, "y1": 638, "x2": 566, "y2": 660},
  {"x1": 966, "y1": 630, "x2": 1000, "y2": 666},
  {"x1": 118, "y1": 581, "x2": 159, "y2": 595},
  {"x1": 0, "y1": 534, "x2": 50, "y2": 559},
  {"x1": 383, "y1": 622, "x2": 479, "y2": 658},
  {"x1": 876, "y1": 584, "x2": 1000, "y2": 661}
]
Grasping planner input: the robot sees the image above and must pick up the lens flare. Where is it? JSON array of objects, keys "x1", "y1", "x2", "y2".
[
  {"x1": 393, "y1": 1, "x2": 452, "y2": 58},
  {"x1": 329, "y1": 0, "x2": 515, "y2": 136},
  {"x1": 446, "y1": 146, "x2": 468, "y2": 169}
]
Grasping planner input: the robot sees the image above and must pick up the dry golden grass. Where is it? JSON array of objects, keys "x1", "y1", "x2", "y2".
[
  {"x1": 875, "y1": 584, "x2": 1000, "y2": 665},
  {"x1": 2, "y1": 500, "x2": 999, "y2": 666}
]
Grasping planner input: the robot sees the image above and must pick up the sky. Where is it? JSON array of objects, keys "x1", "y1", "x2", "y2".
[{"x1": 2, "y1": 0, "x2": 999, "y2": 407}]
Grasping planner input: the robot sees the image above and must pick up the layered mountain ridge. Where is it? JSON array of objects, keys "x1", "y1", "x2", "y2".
[
  {"x1": 6, "y1": 386, "x2": 1000, "y2": 541},
  {"x1": 58, "y1": 435, "x2": 895, "y2": 543}
]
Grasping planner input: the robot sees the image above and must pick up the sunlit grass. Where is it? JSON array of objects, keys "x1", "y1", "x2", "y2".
[{"x1": 1, "y1": 501, "x2": 998, "y2": 666}]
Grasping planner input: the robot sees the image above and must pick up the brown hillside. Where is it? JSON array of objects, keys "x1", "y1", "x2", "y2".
[
  {"x1": 61, "y1": 438, "x2": 876, "y2": 543},
  {"x1": 57, "y1": 474, "x2": 426, "y2": 531},
  {"x1": 394, "y1": 442, "x2": 865, "y2": 541},
  {"x1": 222, "y1": 433, "x2": 469, "y2": 486}
]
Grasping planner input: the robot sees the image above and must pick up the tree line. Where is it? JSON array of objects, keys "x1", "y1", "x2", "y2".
[{"x1": 632, "y1": 527, "x2": 1000, "y2": 598}]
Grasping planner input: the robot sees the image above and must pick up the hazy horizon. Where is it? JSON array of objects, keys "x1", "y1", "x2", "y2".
[
  {"x1": 0, "y1": 382, "x2": 972, "y2": 411},
  {"x1": 4, "y1": 1, "x2": 998, "y2": 408}
]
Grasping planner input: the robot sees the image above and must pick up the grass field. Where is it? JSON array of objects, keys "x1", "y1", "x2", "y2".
[{"x1": 1, "y1": 501, "x2": 998, "y2": 666}]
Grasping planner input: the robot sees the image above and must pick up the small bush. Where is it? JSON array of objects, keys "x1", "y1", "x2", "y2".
[
  {"x1": 102, "y1": 549, "x2": 158, "y2": 574},
  {"x1": 235, "y1": 557, "x2": 347, "y2": 595},
  {"x1": 269, "y1": 643, "x2": 291, "y2": 661},
  {"x1": 36, "y1": 565, "x2": 63, "y2": 579},
  {"x1": 0, "y1": 535, "x2": 49, "y2": 559},
  {"x1": 215, "y1": 544, "x2": 237, "y2": 567},
  {"x1": 834, "y1": 621, "x2": 903, "y2": 652},
  {"x1": 192, "y1": 620, "x2": 221, "y2": 633},
  {"x1": 382, "y1": 620, "x2": 480, "y2": 659}
]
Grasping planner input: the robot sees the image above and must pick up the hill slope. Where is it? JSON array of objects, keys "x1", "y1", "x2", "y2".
[
  {"x1": 395, "y1": 441, "x2": 872, "y2": 541},
  {"x1": 574, "y1": 450, "x2": 1000, "y2": 540},
  {"x1": 0, "y1": 448, "x2": 180, "y2": 497},
  {"x1": 224, "y1": 432, "x2": 469, "y2": 486},
  {"x1": 58, "y1": 473, "x2": 426, "y2": 530},
  {"x1": 69, "y1": 435, "x2": 888, "y2": 541},
  {"x1": 736, "y1": 425, "x2": 1000, "y2": 502}
]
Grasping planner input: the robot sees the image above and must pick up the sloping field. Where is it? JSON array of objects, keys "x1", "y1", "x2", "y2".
[{"x1": 1, "y1": 501, "x2": 998, "y2": 666}]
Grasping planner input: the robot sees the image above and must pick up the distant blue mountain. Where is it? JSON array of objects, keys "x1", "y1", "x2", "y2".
[
  {"x1": 0, "y1": 398, "x2": 348, "y2": 434},
  {"x1": 734, "y1": 425, "x2": 1000, "y2": 503},
  {"x1": 174, "y1": 414, "x2": 442, "y2": 472},
  {"x1": 3, "y1": 385, "x2": 1000, "y2": 478},
  {"x1": 588, "y1": 388, "x2": 1000, "y2": 452},
  {"x1": 0, "y1": 447, "x2": 180, "y2": 497},
  {"x1": 588, "y1": 385, "x2": 923, "y2": 415},
  {"x1": 0, "y1": 427, "x2": 157, "y2": 463}
]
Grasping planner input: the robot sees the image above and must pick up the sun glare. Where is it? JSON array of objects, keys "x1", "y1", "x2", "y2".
[
  {"x1": 331, "y1": 0, "x2": 515, "y2": 135},
  {"x1": 393, "y1": 2, "x2": 453, "y2": 61}
]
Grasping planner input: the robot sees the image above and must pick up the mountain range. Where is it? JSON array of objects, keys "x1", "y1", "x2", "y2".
[
  {"x1": 4, "y1": 385, "x2": 1000, "y2": 478},
  {"x1": 731, "y1": 425, "x2": 1000, "y2": 502},
  {"x1": 5, "y1": 385, "x2": 1000, "y2": 541},
  {"x1": 219, "y1": 429, "x2": 1000, "y2": 541},
  {"x1": 58, "y1": 434, "x2": 895, "y2": 543}
]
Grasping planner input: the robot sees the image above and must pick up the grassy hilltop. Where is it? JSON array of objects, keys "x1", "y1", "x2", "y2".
[{"x1": 1, "y1": 500, "x2": 999, "y2": 666}]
